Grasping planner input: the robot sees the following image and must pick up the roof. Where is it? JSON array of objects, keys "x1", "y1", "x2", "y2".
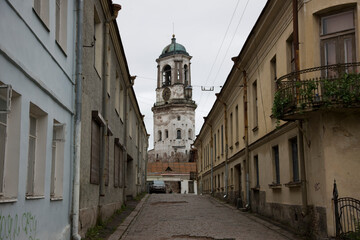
[
  {"x1": 159, "y1": 35, "x2": 189, "y2": 58},
  {"x1": 147, "y1": 162, "x2": 197, "y2": 175}
]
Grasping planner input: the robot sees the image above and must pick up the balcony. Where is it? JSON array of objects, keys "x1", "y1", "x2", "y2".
[{"x1": 273, "y1": 62, "x2": 360, "y2": 121}]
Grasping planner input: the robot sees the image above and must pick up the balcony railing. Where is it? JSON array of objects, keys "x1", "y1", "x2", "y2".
[{"x1": 273, "y1": 62, "x2": 360, "y2": 120}]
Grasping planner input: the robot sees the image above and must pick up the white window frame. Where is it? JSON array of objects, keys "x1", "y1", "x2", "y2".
[
  {"x1": 50, "y1": 122, "x2": 65, "y2": 200},
  {"x1": 33, "y1": 0, "x2": 50, "y2": 28},
  {"x1": 55, "y1": 0, "x2": 68, "y2": 52}
]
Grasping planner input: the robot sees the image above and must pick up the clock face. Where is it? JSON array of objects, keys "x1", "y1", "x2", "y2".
[{"x1": 162, "y1": 87, "x2": 171, "y2": 101}]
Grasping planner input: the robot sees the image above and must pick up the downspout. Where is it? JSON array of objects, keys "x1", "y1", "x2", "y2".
[
  {"x1": 72, "y1": 0, "x2": 83, "y2": 239},
  {"x1": 216, "y1": 94, "x2": 228, "y2": 198},
  {"x1": 293, "y1": 0, "x2": 308, "y2": 215},
  {"x1": 243, "y1": 70, "x2": 250, "y2": 208},
  {"x1": 204, "y1": 118, "x2": 214, "y2": 195}
]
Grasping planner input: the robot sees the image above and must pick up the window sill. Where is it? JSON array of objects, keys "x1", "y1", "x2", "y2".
[
  {"x1": 252, "y1": 126, "x2": 259, "y2": 132},
  {"x1": 268, "y1": 183, "x2": 282, "y2": 189},
  {"x1": 285, "y1": 181, "x2": 301, "y2": 188},
  {"x1": 0, "y1": 197, "x2": 17, "y2": 203},
  {"x1": 32, "y1": 8, "x2": 50, "y2": 31},
  {"x1": 26, "y1": 195, "x2": 45, "y2": 200},
  {"x1": 251, "y1": 186, "x2": 260, "y2": 191},
  {"x1": 55, "y1": 40, "x2": 67, "y2": 57},
  {"x1": 50, "y1": 196, "x2": 63, "y2": 201}
]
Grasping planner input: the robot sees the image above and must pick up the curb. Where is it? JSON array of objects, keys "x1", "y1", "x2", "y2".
[{"x1": 108, "y1": 194, "x2": 149, "y2": 240}]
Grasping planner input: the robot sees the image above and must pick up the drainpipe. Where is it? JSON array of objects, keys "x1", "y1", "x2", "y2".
[
  {"x1": 204, "y1": 118, "x2": 214, "y2": 195},
  {"x1": 293, "y1": 0, "x2": 308, "y2": 215},
  {"x1": 216, "y1": 94, "x2": 228, "y2": 198},
  {"x1": 243, "y1": 70, "x2": 250, "y2": 208},
  {"x1": 72, "y1": 0, "x2": 83, "y2": 239}
]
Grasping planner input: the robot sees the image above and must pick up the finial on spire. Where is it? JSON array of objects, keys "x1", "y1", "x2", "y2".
[{"x1": 172, "y1": 34, "x2": 175, "y2": 38}]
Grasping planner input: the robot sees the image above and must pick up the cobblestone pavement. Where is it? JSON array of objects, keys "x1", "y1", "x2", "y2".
[{"x1": 120, "y1": 194, "x2": 303, "y2": 240}]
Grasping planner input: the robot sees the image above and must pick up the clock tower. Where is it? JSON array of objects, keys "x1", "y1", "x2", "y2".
[{"x1": 151, "y1": 35, "x2": 197, "y2": 162}]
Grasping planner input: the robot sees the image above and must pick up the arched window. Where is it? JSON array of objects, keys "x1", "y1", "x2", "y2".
[
  {"x1": 158, "y1": 130, "x2": 162, "y2": 141},
  {"x1": 176, "y1": 129, "x2": 181, "y2": 139},
  {"x1": 184, "y1": 65, "x2": 188, "y2": 86},
  {"x1": 177, "y1": 116, "x2": 181, "y2": 121},
  {"x1": 162, "y1": 65, "x2": 171, "y2": 86},
  {"x1": 165, "y1": 129, "x2": 169, "y2": 138},
  {"x1": 188, "y1": 129, "x2": 192, "y2": 140}
]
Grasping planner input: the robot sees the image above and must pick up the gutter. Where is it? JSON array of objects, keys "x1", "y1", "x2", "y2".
[{"x1": 72, "y1": 0, "x2": 83, "y2": 239}]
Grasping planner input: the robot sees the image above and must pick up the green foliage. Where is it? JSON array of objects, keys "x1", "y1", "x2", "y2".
[{"x1": 272, "y1": 90, "x2": 293, "y2": 121}]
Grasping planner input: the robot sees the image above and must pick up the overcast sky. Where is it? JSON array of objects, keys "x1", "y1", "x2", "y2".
[{"x1": 114, "y1": 0, "x2": 267, "y2": 149}]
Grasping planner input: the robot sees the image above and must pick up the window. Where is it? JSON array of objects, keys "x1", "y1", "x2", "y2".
[
  {"x1": 287, "y1": 35, "x2": 295, "y2": 72},
  {"x1": 254, "y1": 155, "x2": 259, "y2": 187},
  {"x1": 158, "y1": 130, "x2": 162, "y2": 141},
  {"x1": 115, "y1": 71, "x2": 120, "y2": 115},
  {"x1": 128, "y1": 106, "x2": 132, "y2": 138},
  {"x1": 230, "y1": 168, "x2": 233, "y2": 186},
  {"x1": 188, "y1": 129, "x2": 192, "y2": 140},
  {"x1": 177, "y1": 129, "x2": 181, "y2": 139},
  {"x1": 33, "y1": 0, "x2": 49, "y2": 28},
  {"x1": 270, "y1": 56, "x2": 277, "y2": 97},
  {"x1": 50, "y1": 120, "x2": 65, "y2": 199},
  {"x1": 94, "y1": 8, "x2": 103, "y2": 76},
  {"x1": 235, "y1": 105, "x2": 239, "y2": 143},
  {"x1": 221, "y1": 125, "x2": 224, "y2": 155},
  {"x1": 114, "y1": 139, "x2": 123, "y2": 188},
  {"x1": 184, "y1": 65, "x2": 188, "y2": 86},
  {"x1": 177, "y1": 115, "x2": 181, "y2": 121},
  {"x1": 289, "y1": 137, "x2": 299, "y2": 182},
  {"x1": 162, "y1": 65, "x2": 171, "y2": 86},
  {"x1": 0, "y1": 86, "x2": 21, "y2": 201},
  {"x1": 90, "y1": 119, "x2": 100, "y2": 185},
  {"x1": 252, "y1": 81, "x2": 258, "y2": 129},
  {"x1": 27, "y1": 103, "x2": 48, "y2": 197},
  {"x1": 90, "y1": 111, "x2": 105, "y2": 185},
  {"x1": 230, "y1": 112, "x2": 233, "y2": 147},
  {"x1": 217, "y1": 129, "x2": 220, "y2": 157},
  {"x1": 214, "y1": 133, "x2": 217, "y2": 160},
  {"x1": 272, "y1": 145, "x2": 280, "y2": 184},
  {"x1": 55, "y1": 0, "x2": 68, "y2": 51},
  {"x1": 120, "y1": 83, "x2": 124, "y2": 121},
  {"x1": 165, "y1": 129, "x2": 168, "y2": 139},
  {"x1": 320, "y1": 11, "x2": 355, "y2": 75}
]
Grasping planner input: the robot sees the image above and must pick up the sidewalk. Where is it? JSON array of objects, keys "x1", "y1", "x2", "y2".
[
  {"x1": 208, "y1": 195, "x2": 304, "y2": 240},
  {"x1": 107, "y1": 194, "x2": 149, "y2": 240}
]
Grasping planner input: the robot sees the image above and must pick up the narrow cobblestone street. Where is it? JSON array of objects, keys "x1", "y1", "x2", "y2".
[{"x1": 120, "y1": 194, "x2": 303, "y2": 240}]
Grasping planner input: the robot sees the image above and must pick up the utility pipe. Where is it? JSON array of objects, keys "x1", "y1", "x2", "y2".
[
  {"x1": 215, "y1": 94, "x2": 228, "y2": 198},
  {"x1": 203, "y1": 118, "x2": 214, "y2": 195},
  {"x1": 72, "y1": 0, "x2": 83, "y2": 239},
  {"x1": 293, "y1": 0, "x2": 308, "y2": 215},
  {"x1": 243, "y1": 70, "x2": 250, "y2": 208}
]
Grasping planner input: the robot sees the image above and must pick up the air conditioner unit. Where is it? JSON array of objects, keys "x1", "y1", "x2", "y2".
[{"x1": 0, "y1": 85, "x2": 12, "y2": 113}]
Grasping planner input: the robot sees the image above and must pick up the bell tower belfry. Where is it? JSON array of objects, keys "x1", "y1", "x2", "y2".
[{"x1": 151, "y1": 35, "x2": 197, "y2": 162}]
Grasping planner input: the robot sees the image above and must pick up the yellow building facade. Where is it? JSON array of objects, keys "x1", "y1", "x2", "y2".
[{"x1": 194, "y1": 0, "x2": 360, "y2": 238}]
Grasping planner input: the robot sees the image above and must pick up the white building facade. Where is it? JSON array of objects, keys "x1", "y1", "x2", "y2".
[{"x1": 0, "y1": 0, "x2": 76, "y2": 239}]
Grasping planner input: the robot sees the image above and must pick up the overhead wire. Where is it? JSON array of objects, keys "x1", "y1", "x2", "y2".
[
  {"x1": 199, "y1": 0, "x2": 251, "y2": 108},
  {"x1": 197, "y1": 0, "x2": 242, "y2": 107}
]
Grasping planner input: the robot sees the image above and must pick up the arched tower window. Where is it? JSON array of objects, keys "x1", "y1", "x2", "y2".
[
  {"x1": 188, "y1": 129, "x2": 192, "y2": 140},
  {"x1": 162, "y1": 65, "x2": 171, "y2": 86},
  {"x1": 177, "y1": 129, "x2": 181, "y2": 139},
  {"x1": 158, "y1": 130, "x2": 162, "y2": 141},
  {"x1": 184, "y1": 64, "x2": 188, "y2": 86}
]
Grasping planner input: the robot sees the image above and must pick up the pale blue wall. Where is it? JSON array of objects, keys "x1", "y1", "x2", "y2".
[{"x1": 0, "y1": 0, "x2": 76, "y2": 239}]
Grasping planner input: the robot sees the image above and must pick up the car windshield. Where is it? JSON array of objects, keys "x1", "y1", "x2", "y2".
[{"x1": 153, "y1": 180, "x2": 165, "y2": 186}]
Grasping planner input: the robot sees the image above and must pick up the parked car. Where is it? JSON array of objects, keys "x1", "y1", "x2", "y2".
[{"x1": 150, "y1": 180, "x2": 166, "y2": 194}]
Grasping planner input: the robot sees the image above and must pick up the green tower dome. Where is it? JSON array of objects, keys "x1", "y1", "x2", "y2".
[{"x1": 160, "y1": 35, "x2": 189, "y2": 58}]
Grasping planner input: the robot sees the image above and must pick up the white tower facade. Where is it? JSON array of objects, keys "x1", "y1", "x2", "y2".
[{"x1": 151, "y1": 35, "x2": 197, "y2": 162}]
